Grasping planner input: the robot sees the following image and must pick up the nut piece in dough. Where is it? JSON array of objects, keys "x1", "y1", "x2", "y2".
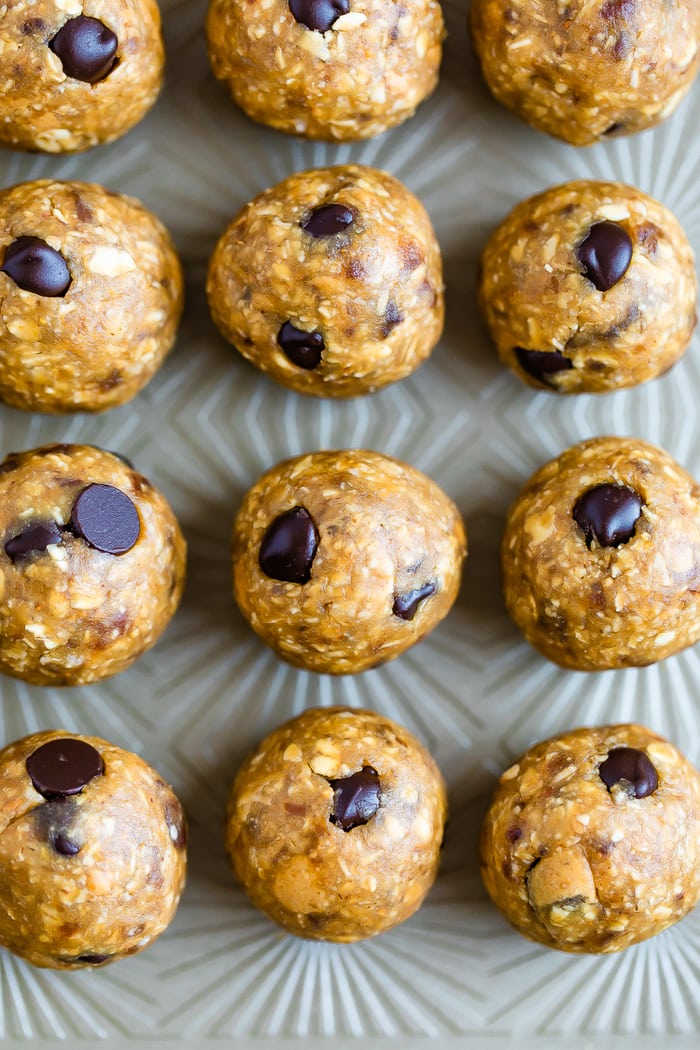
[
  {"x1": 226, "y1": 706, "x2": 447, "y2": 941},
  {"x1": 479, "y1": 180, "x2": 697, "y2": 394},
  {"x1": 0, "y1": 443, "x2": 186, "y2": 686},
  {"x1": 232, "y1": 449, "x2": 466, "y2": 674},
  {"x1": 480, "y1": 724, "x2": 700, "y2": 953},
  {"x1": 470, "y1": 0, "x2": 700, "y2": 146},
  {"x1": 0, "y1": 1, "x2": 164, "y2": 153},
  {"x1": 0, "y1": 180, "x2": 184, "y2": 414},
  {"x1": 207, "y1": 165, "x2": 444, "y2": 398},
  {"x1": 0, "y1": 730, "x2": 186, "y2": 969},
  {"x1": 206, "y1": 0, "x2": 444, "y2": 141},
  {"x1": 502, "y1": 436, "x2": 700, "y2": 670}
]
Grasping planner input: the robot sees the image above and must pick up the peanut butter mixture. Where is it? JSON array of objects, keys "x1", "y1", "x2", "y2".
[
  {"x1": 206, "y1": 0, "x2": 444, "y2": 141},
  {"x1": 502, "y1": 436, "x2": 700, "y2": 670},
  {"x1": 227, "y1": 707, "x2": 447, "y2": 942},
  {"x1": 481, "y1": 725, "x2": 700, "y2": 953},
  {"x1": 207, "y1": 165, "x2": 444, "y2": 398},
  {"x1": 471, "y1": 0, "x2": 700, "y2": 146},
  {"x1": 232, "y1": 449, "x2": 466, "y2": 674}
]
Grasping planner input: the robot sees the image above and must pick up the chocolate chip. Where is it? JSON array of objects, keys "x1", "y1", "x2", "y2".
[
  {"x1": 329, "y1": 767, "x2": 381, "y2": 830},
  {"x1": 288, "y1": 0, "x2": 350, "y2": 32},
  {"x1": 27, "y1": 739, "x2": 104, "y2": 800},
  {"x1": 603, "y1": 122, "x2": 625, "y2": 136},
  {"x1": 53, "y1": 832, "x2": 81, "y2": 856},
  {"x1": 71, "y1": 484, "x2": 140, "y2": 555},
  {"x1": 381, "y1": 300, "x2": 404, "y2": 339},
  {"x1": 599, "y1": 747, "x2": 658, "y2": 798},
  {"x1": 49, "y1": 16, "x2": 118, "y2": 83},
  {"x1": 573, "y1": 483, "x2": 643, "y2": 547},
  {"x1": 5, "y1": 521, "x2": 63, "y2": 561},
  {"x1": 259, "y1": 506, "x2": 319, "y2": 583},
  {"x1": 164, "y1": 797, "x2": 187, "y2": 850},
  {"x1": 34, "y1": 798, "x2": 81, "y2": 855},
  {"x1": 76, "y1": 954, "x2": 110, "y2": 965},
  {"x1": 515, "y1": 347, "x2": 573, "y2": 383},
  {"x1": 302, "y1": 204, "x2": 354, "y2": 238},
  {"x1": 393, "y1": 581, "x2": 437, "y2": 621},
  {"x1": 1, "y1": 237, "x2": 71, "y2": 297},
  {"x1": 576, "y1": 222, "x2": 633, "y2": 291},
  {"x1": 278, "y1": 321, "x2": 324, "y2": 370}
]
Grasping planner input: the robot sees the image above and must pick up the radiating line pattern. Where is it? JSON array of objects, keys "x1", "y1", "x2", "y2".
[{"x1": 0, "y1": 0, "x2": 699, "y2": 1041}]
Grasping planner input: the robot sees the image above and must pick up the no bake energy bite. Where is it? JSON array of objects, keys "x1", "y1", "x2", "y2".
[
  {"x1": 207, "y1": 165, "x2": 444, "y2": 398},
  {"x1": 226, "y1": 707, "x2": 447, "y2": 941},
  {"x1": 232, "y1": 449, "x2": 466, "y2": 674},
  {"x1": 481, "y1": 724, "x2": 700, "y2": 953},
  {"x1": 479, "y1": 180, "x2": 697, "y2": 394},
  {"x1": 502, "y1": 436, "x2": 700, "y2": 670},
  {"x1": 0, "y1": 730, "x2": 186, "y2": 969},
  {"x1": 0, "y1": 0, "x2": 164, "y2": 153}
]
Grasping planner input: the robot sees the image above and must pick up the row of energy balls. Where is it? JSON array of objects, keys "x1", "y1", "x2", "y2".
[{"x1": 0, "y1": 0, "x2": 698, "y2": 968}]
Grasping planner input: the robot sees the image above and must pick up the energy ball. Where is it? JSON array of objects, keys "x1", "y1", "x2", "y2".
[
  {"x1": 0, "y1": 179, "x2": 184, "y2": 414},
  {"x1": 0, "y1": 443, "x2": 186, "y2": 686},
  {"x1": 480, "y1": 724, "x2": 700, "y2": 953},
  {"x1": 0, "y1": 730, "x2": 186, "y2": 969},
  {"x1": 0, "y1": 0, "x2": 164, "y2": 153},
  {"x1": 206, "y1": 0, "x2": 444, "y2": 141},
  {"x1": 502, "y1": 436, "x2": 700, "y2": 671},
  {"x1": 226, "y1": 706, "x2": 447, "y2": 941},
  {"x1": 479, "y1": 180, "x2": 697, "y2": 394},
  {"x1": 470, "y1": 0, "x2": 700, "y2": 146},
  {"x1": 207, "y1": 165, "x2": 444, "y2": 398},
  {"x1": 232, "y1": 449, "x2": 466, "y2": 673}
]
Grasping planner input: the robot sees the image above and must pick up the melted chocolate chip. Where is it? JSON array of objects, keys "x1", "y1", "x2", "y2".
[
  {"x1": 576, "y1": 221, "x2": 633, "y2": 291},
  {"x1": 329, "y1": 767, "x2": 381, "y2": 830},
  {"x1": 599, "y1": 747, "x2": 658, "y2": 798},
  {"x1": 5, "y1": 521, "x2": 62, "y2": 561},
  {"x1": 53, "y1": 832, "x2": 81, "y2": 856},
  {"x1": 278, "y1": 321, "x2": 324, "y2": 370},
  {"x1": 34, "y1": 798, "x2": 81, "y2": 855},
  {"x1": 76, "y1": 954, "x2": 110, "y2": 965},
  {"x1": 27, "y1": 739, "x2": 104, "y2": 800},
  {"x1": 515, "y1": 347, "x2": 573, "y2": 383},
  {"x1": 259, "y1": 506, "x2": 319, "y2": 583},
  {"x1": 302, "y1": 204, "x2": 354, "y2": 238},
  {"x1": 49, "y1": 16, "x2": 118, "y2": 83},
  {"x1": 71, "y1": 484, "x2": 140, "y2": 555},
  {"x1": 393, "y1": 581, "x2": 437, "y2": 621},
  {"x1": 1, "y1": 237, "x2": 71, "y2": 297},
  {"x1": 573, "y1": 483, "x2": 643, "y2": 547},
  {"x1": 288, "y1": 0, "x2": 350, "y2": 32}
]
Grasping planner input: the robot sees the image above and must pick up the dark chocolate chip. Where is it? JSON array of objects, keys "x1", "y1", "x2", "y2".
[
  {"x1": 573, "y1": 483, "x2": 643, "y2": 547},
  {"x1": 329, "y1": 766, "x2": 381, "y2": 830},
  {"x1": 576, "y1": 221, "x2": 633, "y2": 291},
  {"x1": 506, "y1": 826, "x2": 522, "y2": 844},
  {"x1": 34, "y1": 798, "x2": 81, "y2": 855},
  {"x1": 27, "y1": 739, "x2": 104, "y2": 800},
  {"x1": 71, "y1": 484, "x2": 140, "y2": 555},
  {"x1": 1, "y1": 237, "x2": 71, "y2": 297},
  {"x1": 49, "y1": 16, "x2": 118, "y2": 83},
  {"x1": 259, "y1": 506, "x2": 319, "y2": 583},
  {"x1": 302, "y1": 204, "x2": 354, "y2": 238},
  {"x1": 603, "y1": 122, "x2": 625, "y2": 136},
  {"x1": 393, "y1": 581, "x2": 437, "y2": 621},
  {"x1": 5, "y1": 521, "x2": 63, "y2": 561},
  {"x1": 288, "y1": 0, "x2": 350, "y2": 32},
  {"x1": 164, "y1": 797, "x2": 187, "y2": 850},
  {"x1": 515, "y1": 347, "x2": 573, "y2": 383},
  {"x1": 277, "y1": 321, "x2": 324, "y2": 370},
  {"x1": 76, "y1": 954, "x2": 110, "y2": 965},
  {"x1": 381, "y1": 300, "x2": 404, "y2": 339},
  {"x1": 53, "y1": 832, "x2": 81, "y2": 856},
  {"x1": 599, "y1": 747, "x2": 658, "y2": 798}
]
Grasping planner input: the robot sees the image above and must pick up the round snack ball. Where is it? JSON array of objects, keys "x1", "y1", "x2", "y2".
[
  {"x1": 470, "y1": 0, "x2": 700, "y2": 146},
  {"x1": 0, "y1": 729, "x2": 186, "y2": 968},
  {"x1": 0, "y1": 1, "x2": 164, "y2": 153},
  {"x1": 481, "y1": 724, "x2": 700, "y2": 953},
  {"x1": 479, "y1": 180, "x2": 697, "y2": 395},
  {"x1": 0, "y1": 180, "x2": 183, "y2": 414},
  {"x1": 0, "y1": 443, "x2": 186, "y2": 686},
  {"x1": 226, "y1": 706, "x2": 447, "y2": 941},
  {"x1": 232, "y1": 449, "x2": 466, "y2": 673},
  {"x1": 207, "y1": 165, "x2": 444, "y2": 398},
  {"x1": 502, "y1": 436, "x2": 700, "y2": 671},
  {"x1": 206, "y1": 0, "x2": 444, "y2": 141}
]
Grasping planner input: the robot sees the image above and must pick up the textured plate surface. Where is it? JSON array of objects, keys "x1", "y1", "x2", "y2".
[{"x1": 1, "y1": 0, "x2": 700, "y2": 1046}]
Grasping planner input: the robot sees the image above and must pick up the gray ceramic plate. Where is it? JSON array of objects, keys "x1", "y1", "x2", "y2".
[{"x1": 2, "y1": 1, "x2": 700, "y2": 1047}]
